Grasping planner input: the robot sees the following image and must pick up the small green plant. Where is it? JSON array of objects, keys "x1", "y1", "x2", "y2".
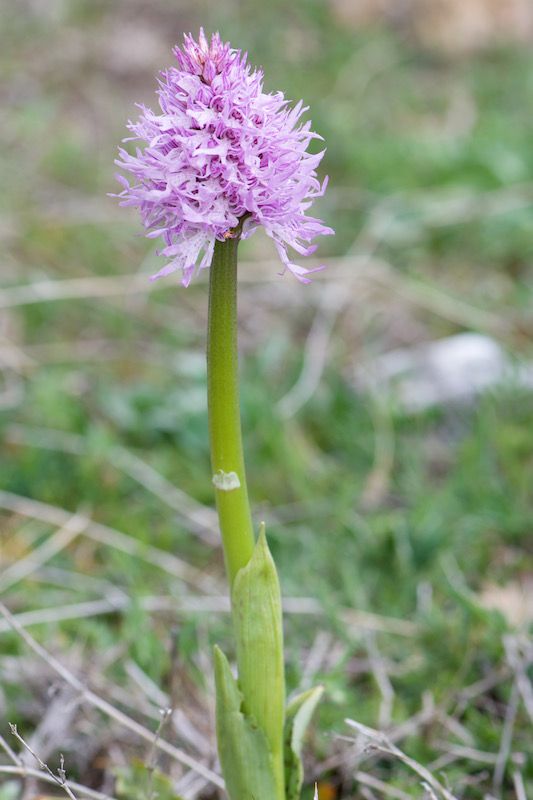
[{"x1": 114, "y1": 29, "x2": 333, "y2": 800}]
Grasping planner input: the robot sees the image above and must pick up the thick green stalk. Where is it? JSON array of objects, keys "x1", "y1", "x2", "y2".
[
  {"x1": 208, "y1": 232, "x2": 286, "y2": 800},
  {"x1": 207, "y1": 233, "x2": 255, "y2": 586}
]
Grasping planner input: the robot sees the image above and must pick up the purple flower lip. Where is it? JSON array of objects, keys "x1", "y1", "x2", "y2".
[{"x1": 113, "y1": 29, "x2": 334, "y2": 286}]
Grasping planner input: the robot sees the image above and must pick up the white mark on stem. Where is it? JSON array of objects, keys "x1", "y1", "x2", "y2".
[{"x1": 212, "y1": 470, "x2": 241, "y2": 491}]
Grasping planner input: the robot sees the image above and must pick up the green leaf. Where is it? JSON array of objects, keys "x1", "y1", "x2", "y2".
[
  {"x1": 231, "y1": 523, "x2": 285, "y2": 795},
  {"x1": 214, "y1": 645, "x2": 280, "y2": 800},
  {"x1": 284, "y1": 685, "x2": 324, "y2": 800}
]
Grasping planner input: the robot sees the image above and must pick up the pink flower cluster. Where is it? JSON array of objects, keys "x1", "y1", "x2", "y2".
[{"x1": 115, "y1": 29, "x2": 333, "y2": 285}]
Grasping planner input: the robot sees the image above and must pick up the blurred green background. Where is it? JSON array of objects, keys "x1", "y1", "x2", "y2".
[{"x1": 1, "y1": 1, "x2": 532, "y2": 799}]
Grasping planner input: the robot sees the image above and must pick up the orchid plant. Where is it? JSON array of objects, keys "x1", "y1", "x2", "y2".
[{"x1": 115, "y1": 30, "x2": 333, "y2": 800}]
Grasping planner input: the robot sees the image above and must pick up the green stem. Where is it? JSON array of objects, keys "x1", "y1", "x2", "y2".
[{"x1": 207, "y1": 233, "x2": 255, "y2": 586}]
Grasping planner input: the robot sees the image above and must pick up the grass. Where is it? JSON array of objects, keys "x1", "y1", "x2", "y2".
[{"x1": 1, "y1": 2, "x2": 532, "y2": 799}]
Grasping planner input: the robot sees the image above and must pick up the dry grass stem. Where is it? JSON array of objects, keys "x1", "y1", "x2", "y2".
[
  {"x1": 8, "y1": 723, "x2": 79, "y2": 800},
  {"x1": 0, "y1": 596, "x2": 223, "y2": 634},
  {"x1": 0, "y1": 512, "x2": 88, "y2": 592},
  {"x1": 354, "y1": 770, "x2": 411, "y2": 800},
  {"x1": 0, "y1": 593, "x2": 419, "y2": 638},
  {"x1": 0, "y1": 275, "x2": 158, "y2": 310},
  {"x1": 345, "y1": 717, "x2": 459, "y2": 800},
  {"x1": 3, "y1": 425, "x2": 219, "y2": 546},
  {"x1": 0, "y1": 602, "x2": 224, "y2": 789},
  {"x1": 145, "y1": 707, "x2": 172, "y2": 800},
  {"x1": 493, "y1": 681, "x2": 520, "y2": 791},
  {"x1": 434, "y1": 742, "x2": 498, "y2": 765},
  {"x1": 300, "y1": 630, "x2": 334, "y2": 690},
  {"x1": 0, "y1": 252, "x2": 512, "y2": 338},
  {"x1": 109, "y1": 445, "x2": 218, "y2": 544},
  {"x1": 0, "y1": 490, "x2": 218, "y2": 592},
  {"x1": 0, "y1": 766, "x2": 118, "y2": 800},
  {"x1": 277, "y1": 283, "x2": 347, "y2": 418},
  {"x1": 124, "y1": 660, "x2": 169, "y2": 709},
  {"x1": 0, "y1": 731, "x2": 23, "y2": 765},
  {"x1": 364, "y1": 632, "x2": 395, "y2": 729},
  {"x1": 504, "y1": 635, "x2": 533, "y2": 723},
  {"x1": 452, "y1": 668, "x2": 512, "y2": 717},
  {"x1": 512, "y1": 766, "x2": 527, "y2": 800},
  {"x1": 316, "y1": 693, "x2": 437, "y2": 776}
]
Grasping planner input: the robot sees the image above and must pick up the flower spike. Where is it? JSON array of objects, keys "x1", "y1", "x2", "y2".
[{"x1": 114, "y1": 30, "x2": 333, "y2": 285}]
